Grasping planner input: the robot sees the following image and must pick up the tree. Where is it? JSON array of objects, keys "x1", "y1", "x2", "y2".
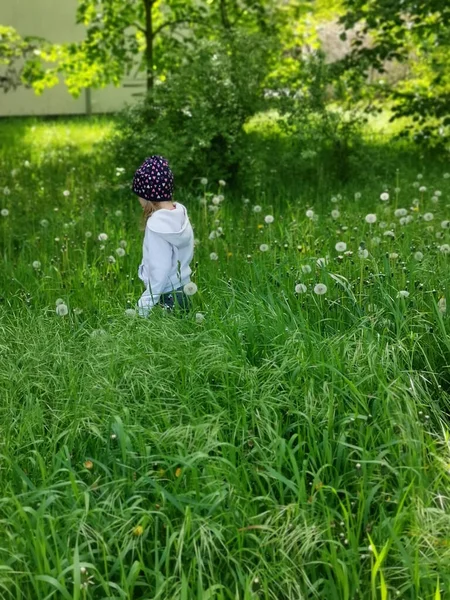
[
  {"x1": 3, "y1": 0, "x2": 288, "y2": 97},
  {"x1": 336, "y1": 0, "x2": 450, "y2": 146}
]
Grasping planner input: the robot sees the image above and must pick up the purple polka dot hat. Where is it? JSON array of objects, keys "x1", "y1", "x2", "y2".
[{"x1": 132, "y1": 155, "x2": 174, "y2": 202}]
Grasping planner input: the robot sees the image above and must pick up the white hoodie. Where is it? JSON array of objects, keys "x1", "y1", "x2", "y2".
[{"x1": 136, "y1": 201, "x2": 194, "y2": 316}]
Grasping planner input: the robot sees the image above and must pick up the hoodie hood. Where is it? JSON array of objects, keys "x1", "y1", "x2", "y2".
[{"x1": 146, "y1": 202, "x2": 192, "y2": 247}]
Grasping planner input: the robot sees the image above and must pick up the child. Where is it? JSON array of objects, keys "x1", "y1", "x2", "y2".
[{"x1": 132, "y1": 155, "x2": 195, "y2": 317}]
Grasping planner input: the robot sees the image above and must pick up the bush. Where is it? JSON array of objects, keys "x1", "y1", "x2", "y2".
[{"x1": 110, "y1": 31, "x2": 277, "y2": 189}]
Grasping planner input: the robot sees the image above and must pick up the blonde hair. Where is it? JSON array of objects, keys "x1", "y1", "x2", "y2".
[{"x1": 140, "y1": 200, "x2": 157, "y2": 231}]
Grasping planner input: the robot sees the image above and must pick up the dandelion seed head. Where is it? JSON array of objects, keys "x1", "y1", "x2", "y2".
[
  {"x1": 365, "y1": 213, "x2": 377, "y2": 224},
  {"x1": 439, "y1": 244, "x2": 450, "y2": 255},
  {"x1": 107, "y1": 255, "x2": 116, "y2": 264},
  {"x1": 200, "y1": 178, "x2": 208, "y2": 185},
  {"x1": 1, "y1": 208, "x2": 9, "y2": 217},
  {"x1": 414, "y1": 251, "x2": 423, "y2": 261},
  {"x1": 253, "y1": 205, "x2": 262, "y2": 213},
  {"x1": 116, "y1": 247, "x2": 126, "y2": 257},
  {"x1": 259, "y1": 244, "x2": 269, "y2": 252},
  {"x1": 56, "y1": 303, "x2": 69, "y2": 316},
  {"x1": 380, "y1": 192, "x2": 389, "y2": 201},
  {"x1": 331, "y1": 209, "x2": 340, "y2": 219},
  {"x1": 423, "y1": 212, "x2": 434, "y2": 222},
  {"x1": 183, "y1": 282, "x2": 198, "y2": 296},
  {"x1": 394, "y1": 208, "x2": 407, "y2": 217},
  {"x1": 295, "y1": 283, "x2": 307, "y2": 294},
  {"x1": 209, "y1": 252, "x2": 218, "y2": 260},
  {"x1": 306, "y1": 209, "x2": 315, "y2": 219},
  {"x1": 124, "y1": 308, "x2": 136, "y2": 317},
  {"x1": 195, "y1": 312, "x2": 205, "y2": 323},
  {"x1": 397, "y1": 290, "x2": 409, "y2": 298},
  {"x1": 98, "y1": 233, "x2": 108, "y2": 241},
  {"x1": 335, "y1": 241, "x2": 347, "y2": 252},
  {"x1": 314, "y1": 283, "x2": 327, "y2": 295},
  {"x1": 32, "y1": 260, "x2": 41, "y2": 269},
  {"x1": 264, "y1": 214, "x2": 274, "y2": 224},
  {"x1": 301, "y1": 264, "x2": 312, "y2": 274}
]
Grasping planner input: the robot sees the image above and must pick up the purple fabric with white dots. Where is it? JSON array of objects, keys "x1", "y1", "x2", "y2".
[{"x1": 132, "y1": 155, "x2": 174, "y2": 202}]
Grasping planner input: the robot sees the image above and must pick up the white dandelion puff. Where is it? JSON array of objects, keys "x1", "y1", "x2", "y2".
[
  {"x1": 115, "y1": 209, "x2": 123, "y2": 217},
  {"x1": 439, "y1": 244, "x2": 450, "y2": 255},
  {"x1": 56, "y1": 303, "x2": 69, "y2": 316},
  {"x1": 1, "y1": 208, "x2": 9, "y2": 217},
  {"x1": 397, "y1": 290, "x2": 409, "y2": 298},
  {"x1": 301, "y1": 264, "x2": 312, "y2": 274},
  {"x1": 209, "y1": 252, "x2": 218, "y2": 260},
  {"x1": 440, "y1": 220, "x2": 449, "y2": 229},
  {"x1": 212, "y1": 196, "x2": 221, "y2": 206},
  {"x1": 306, "y1": 209, "x2": 315, "y2": 219},
  {"x1": 107, "y1": 255, "x2": 116, "y2": 264},
  {"x1": 40, "y1": 219, "x2": 49, "y2": 228},
  {"x1": 295, "y1": 283, "x2": 307, "y2": 294},
  {"x1": 218, "y1": 180, "x2": 226, "y2": 187},
  {"x1": 85, "y1": 231, "x2": 92, "y2": 238},
  {"x1": 380, "y1": 192, "x2": 389, "y2": 201},
  {"x1": 63, "y1": 190, "x2": 70, "y2": 197},
  {"x1": 32, "y1": 260, "x2": 41, "y2": 270},
  {"x1": 209, "y1": 230, "x2": 218, "y2": 240},
  {"x1": 200, "y1": 178, "x2": 208, "y2": 186},
  {"x1": 414, "y1": 251, "x2": 424, "y2": 261},
  {"x1": 358, "y1": 248, "x2": 369, "y2": 259},
  {"x1": 331, "y1": 210, "x2": 340, "y2": 219},
  {"x1": 365, "y1": 214, "x2": 377, "y2": 224},
  {"x1": 419, "y1": 186, "x2": 427, "y2": 193},
  {"x1": 98, "y1": 233, "x2": 108, "y2": 241},
  {"x1": 423, "y1": 212, "x2": 434, "y2": 222},
  {"x1": 253, "y1": 205, "x2": 262, "y2": 213},
  {"x1": 195, "y1": 312, "x2": 205, "y2": 323},
  {"x1": 314, "y1": 283, "x2": 327, "y2": 295},
  {"x1": 394, "y1": 208, "x2": 407, "y2": 218},
  {"x1": 335, "y1": 242, "x2": 347, "y2": 252},
  {"x1": 124, "y1": 308, "x2": 137, "y2": 317},
  {"x1": 3, "y1": 186, "x2": 10, "y2": 196},
  {"x1": 55, "y1": 298, "x2": 65, "y2": 306},
  {"x1": 259, "y1": 244, "x2": 269, "y2": 252},
  {"x1": 115, "y1": 247, "x2": 126, "y2": 257},
  {"x1": 264, "y1": 215, "x2": 274, "y2": 224},
  {"x1": 383, "y1": 230, "x2": 395, "y2": 238},
  {"x1": 183, "y1": 282, "x2": 198, "y2": 296}
]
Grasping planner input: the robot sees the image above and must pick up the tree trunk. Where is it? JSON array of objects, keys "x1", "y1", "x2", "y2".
[
  {"x1": 220, "y1": 0, "x2": 231, "y2": 29},
  {"x1": 143, "y1": 0, "x2": 154, "y2": 91}
]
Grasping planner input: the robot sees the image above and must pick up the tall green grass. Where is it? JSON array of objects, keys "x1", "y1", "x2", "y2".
[{"x1": 0, "y1": 117, "x2": 449, "y2": 599}]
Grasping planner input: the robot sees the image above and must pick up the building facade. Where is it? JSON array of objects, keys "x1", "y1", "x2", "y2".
[{"x1": 0, "y1": 0, "x2": 143, "y2": 116}]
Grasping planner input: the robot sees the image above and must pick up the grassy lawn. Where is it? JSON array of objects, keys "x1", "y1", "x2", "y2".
[{"x1": 0, "y1": 116, "x2": 449, "y2": 599}]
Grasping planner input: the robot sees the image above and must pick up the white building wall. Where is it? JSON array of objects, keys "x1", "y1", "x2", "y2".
[{"x1": 0, "y1": 0, "x2": 144, "y2": 116}]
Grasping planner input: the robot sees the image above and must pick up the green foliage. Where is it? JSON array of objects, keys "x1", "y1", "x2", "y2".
[
  {"x1": 0, "y1": 26, "x2": 45, "y2": 92},
  {"x1": 337, "y1": 0, "x2": 450, "y2": 148},
  {"x1": 110, "y1": 31, "x2": 276, "y2": 186}
]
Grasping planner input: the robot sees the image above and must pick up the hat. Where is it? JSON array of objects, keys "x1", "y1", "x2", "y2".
[{"x1": 132, "y1": 155, "x2": 174, "y2": 202}]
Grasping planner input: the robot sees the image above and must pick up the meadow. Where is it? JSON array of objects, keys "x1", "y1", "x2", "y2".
[{"x1": 0, "y1": 117, "x2": 449, "y2": 600}]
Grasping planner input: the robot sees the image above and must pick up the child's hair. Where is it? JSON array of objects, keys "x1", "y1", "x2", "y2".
[{"x1": 139, "y1": 201, "x2": 157, "y2": 231}]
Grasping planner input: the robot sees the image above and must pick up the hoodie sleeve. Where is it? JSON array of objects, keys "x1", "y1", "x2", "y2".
[{"x1": 137, "y1": 229, "x2": 173, "y2": 316}]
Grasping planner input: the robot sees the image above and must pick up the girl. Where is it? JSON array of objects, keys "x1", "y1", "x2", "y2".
[{"x1": 132, "y1": 155, "x2": 195, "y2": 317}]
